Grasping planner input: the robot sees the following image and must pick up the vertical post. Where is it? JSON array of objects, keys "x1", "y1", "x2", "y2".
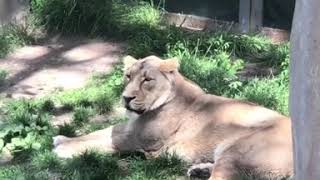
[
  {"x1": 239, "y1": 0, "x2": 263, "y2": 33},
  {"x1": 250, "y1": 0, "x2": 263, "y2": 31},
  {"x1": 290, "y1": 0, "x2": 320, "y2": 179},
  {"x1": 239, "y1": 0, "x2": 251, "y2": 33}
]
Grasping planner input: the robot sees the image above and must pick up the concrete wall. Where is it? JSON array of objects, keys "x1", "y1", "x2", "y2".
[
  {"x1": 163, "y1": 12, "x2": 290, "y2": 43},
  {"x1": 156, "y1": 0, "x2": 294, "y2": 30},
  {"x1": 0, "y1": 0, "x2": 29, "y2": 25}
]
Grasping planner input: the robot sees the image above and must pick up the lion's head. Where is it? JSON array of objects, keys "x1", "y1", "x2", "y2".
[{"x1": 122, "y1": 55, "x2": 179, "y2": 114}]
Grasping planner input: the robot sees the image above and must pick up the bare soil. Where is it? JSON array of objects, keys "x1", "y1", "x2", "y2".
[{"x1": 0, "y1": 35, "x2": 126, "y2": 99}]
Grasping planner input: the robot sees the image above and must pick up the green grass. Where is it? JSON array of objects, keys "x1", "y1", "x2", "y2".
[
  {"x1": 0, "y1": 99, "x2": 54, "y2": 155},
  {"x1": 30, "y1": 0, "x2": 161, "y2": 36},
  {"x1": 0, "y1": 24, "x2": 35, "y2": 58},
  {"x1": 237, "y1": 75, "x2": 289, "y2": 115},
  {"x1": 0, "y1": 0, "x2": 291, "y2": 179},
  {"x1": 0, "y1": 150, "x2": 186, "y2": 180},
  {"x1": 51, "y1": 64, "x2": 124, "y2": 114},
  {"x1": 0, "y1": 69, "x2": 8, "y2": 85},
  {"x1": 164, "y1": 33, "x2": 289, "y2": 114},
  {"x1": 72, "y1": 107, "x2": 94, "y2": 126},
  {"x1": 167, "y1": 40, "x2": 245, "y2": 96}
]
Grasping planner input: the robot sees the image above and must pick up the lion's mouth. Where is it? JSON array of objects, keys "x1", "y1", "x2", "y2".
[{"x1": 125, "y1": 105, "x2": 145, "y2": 114}]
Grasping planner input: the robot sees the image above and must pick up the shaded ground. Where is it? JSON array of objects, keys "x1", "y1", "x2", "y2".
[
  {"x1": 0, "y1": 35, "x2": 126, "y2": 99},
  {"x1": 237, "y1": 62, "x2": 278, "y2": 81}
]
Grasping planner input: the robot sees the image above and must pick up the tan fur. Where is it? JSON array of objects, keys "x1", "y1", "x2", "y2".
[
  {"x1": 53, "y1": 55, "x2": 293, "y2": 180},
  {"x1": 159, "y1": 57, "x2": 179, "y2": 72},
  {"x1": 123, "y1": 55, "x2": 138, "y2": 71}
]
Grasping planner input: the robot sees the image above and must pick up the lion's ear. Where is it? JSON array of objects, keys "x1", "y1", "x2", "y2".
[
  {"x1": 123, "y1": 55, "x2": 138, "y2": 70},
  {"x1": 160, "y1": 58, "x2": 180, "y2": 72}
]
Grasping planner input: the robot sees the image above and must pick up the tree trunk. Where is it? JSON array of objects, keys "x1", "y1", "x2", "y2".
[{"x1": 290, "y1": 0, "x2": 320, "y2": 180}]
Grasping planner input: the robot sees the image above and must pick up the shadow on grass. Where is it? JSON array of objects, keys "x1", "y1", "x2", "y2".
[{"x1": 1, "y1": 150, "x2": 186, "y2": 180}]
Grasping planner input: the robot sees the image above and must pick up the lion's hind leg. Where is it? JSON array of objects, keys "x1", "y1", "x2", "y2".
[
  {"x1": 187, "y1": 162, "x2": 214, "y2": 179},
  {"x1": 208, "y1": 156, "x2": 239, "y2": 180},
  {"x1": 187, "y1": 159, "x2": 238, "y2": 180}
]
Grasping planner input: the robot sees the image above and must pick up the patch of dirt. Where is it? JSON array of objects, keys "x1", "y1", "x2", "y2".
[
  {"x1": 237, "y1": 62, "x2": 278, "y2": 80},
  {"x1": 0, "y1": 35, "x2": 126, "y2": 99},
  {"x1": 51, "y1": 112, "x2": 73, "y2": 126}
]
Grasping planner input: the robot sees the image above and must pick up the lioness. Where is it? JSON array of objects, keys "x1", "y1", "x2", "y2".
[{"x1": 53, "y1": 55, "x2": 293, "y2": 179}]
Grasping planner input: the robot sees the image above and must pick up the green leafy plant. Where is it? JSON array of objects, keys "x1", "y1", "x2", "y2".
[
  {"x1": 238, "y1": 76, "x2": 289, "y2": 115},
  {"x1": 0, "y1": 69, "x2": 8, "y2": 84},
  {"x1": 168, "y1": 41, "x2": 244, "y2": 95},
  {"x1": 57, "y1": 123, "x2": 77, "y2": 137},
  {"x1": 0, "y1": 24, "x2": 34, "y2": 58},
  {"x1": 30, "y1": 0, "x2": 161, "y2": 36},
  {"x1": 73, "y1": 106, "x2": 94, "y2": 126},
  {"x1": 0, "y1": 100, "x2": 53, "y2": 155}
]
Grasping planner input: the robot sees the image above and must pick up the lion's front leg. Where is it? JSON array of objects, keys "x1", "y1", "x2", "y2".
[{"x1": 53, "y1": 126, "x2": 116, "y2": 158}]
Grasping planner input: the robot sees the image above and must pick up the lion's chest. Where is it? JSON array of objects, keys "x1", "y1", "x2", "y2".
[
  {"x1": 133, "y1": 117, "x2": 177, "y2": 154},
  {"x1": 135, "y1": 128, "x2": 164, "y2": 152}
]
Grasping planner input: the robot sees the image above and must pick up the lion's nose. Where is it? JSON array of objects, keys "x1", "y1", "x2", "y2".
[{"x1": 123, "y1": 96, "x2": 136, "y2": 105}]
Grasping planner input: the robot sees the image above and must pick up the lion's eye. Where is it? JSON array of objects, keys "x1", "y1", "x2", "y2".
[{"x1": 126, "y1": 74, "x2": 131, "y2": 79}]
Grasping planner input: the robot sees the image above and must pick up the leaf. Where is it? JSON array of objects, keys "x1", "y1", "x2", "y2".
[
  {"x1": 11, "y1": 124, "x2": 24, "y2": 133},
  {"x1": 25, "y1": 126, "x2": 31, "y2": 132},
  {"x1": 31, "y1": 142, "x2": 41, "y2": 150},
  {"x1": 0, "y1": 132, "x2": 7, "y2": 138},
  {"x1": 11, "y1": 137, "x2": 27, "y2": 147},
  {"x1": 24, "y1": 132, "x2": 37, "y2": 144},
  {"x1": 5, "y1": 143, "x2": 15, "y2": 151},
  {"x1": 0, "y1": 139, "x2": 4, "y2": 150}
]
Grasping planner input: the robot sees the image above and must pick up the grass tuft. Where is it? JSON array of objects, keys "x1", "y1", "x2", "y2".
[
  {"x1": 238, "y1": 74, "x2": 289, "y2": 115},
  {"x1": 0, "y1": 69, "x2": 8, "y2": 85},
  {"x1": 127, "y1": 154, "x2": 186, "y2": 179},
  {"x1": 0, "y1": 24, "x2": 34, "y2": 58},
  {"x1": 73, "y1": 106, "x2": 93, "y2": 126},
  {"x1": 31, "y1": 150, "x2": 61, "y2": 170},
  {"x1": 57, "y1": 123, "x2": 77, "y2": 137},
  {"x1": 30, "y1": 0, "x2": 161, "y2": 36},
  {"x1": 62, "y1": 151, "x2": 123, "y2": 180}
]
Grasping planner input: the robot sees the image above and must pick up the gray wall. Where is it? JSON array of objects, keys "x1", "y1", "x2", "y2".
[
  {"x1": 0, "y1": 0, "x2": 29, "y2": 25},
  {"x1": 157, "y1": 0, "x2": 295, "y2": 30},
  {"x1": 160, "y1": 0, "x2": 239, "y2": 22},
  {"x1": 264, "y1": 0, "x2": 295, "y2": 29}
]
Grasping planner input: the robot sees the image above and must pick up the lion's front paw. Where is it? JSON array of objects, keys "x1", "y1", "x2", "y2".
[
  {"x1": 53, "y1": 135, "x2": 70, "y2": 147},
  {"x1": 52, "y1": 135, "x2": 77, "y2": 158},
  {"x1": 53, "y1": 144, "x2": 77, "y2": 158}
]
